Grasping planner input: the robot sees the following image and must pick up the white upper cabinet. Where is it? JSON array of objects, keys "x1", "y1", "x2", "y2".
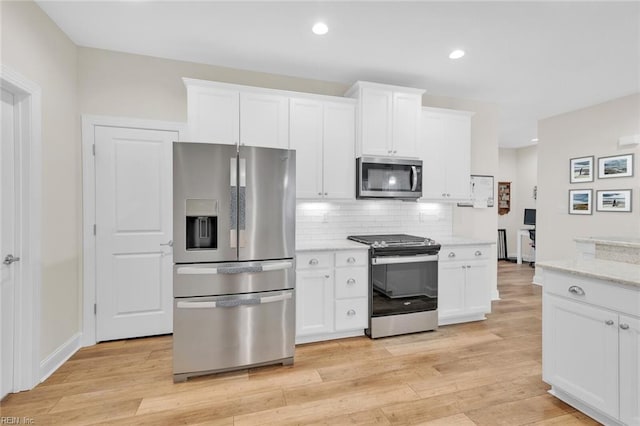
[
  {"x1": 420, "y1": 107, "x2": 474, "y2": 201},
  {"x1": 290, "y1": 96, "x2": 355, "y2": 200},
  {"x1": 346, "y1": 81, "x2": 424, "y2": 158},
  {"x1": 184, "y1": 78, "x2": 289, "y2": 149}
]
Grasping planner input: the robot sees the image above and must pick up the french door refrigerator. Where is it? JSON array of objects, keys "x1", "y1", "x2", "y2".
[{"x1": 172, "y1": 142, "x2": 295, "y2": 382}]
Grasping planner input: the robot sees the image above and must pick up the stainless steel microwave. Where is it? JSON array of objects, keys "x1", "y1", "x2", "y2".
[{"x1": 356, "y1": 156, "x2": 422, "y2": 200}]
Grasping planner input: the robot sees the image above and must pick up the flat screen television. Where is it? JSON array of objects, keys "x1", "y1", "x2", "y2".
[{"x1": 524, "y1": 208, "x2": 536, "y2": 226}]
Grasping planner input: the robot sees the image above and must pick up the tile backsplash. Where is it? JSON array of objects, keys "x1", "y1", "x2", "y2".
[{"x1": 296, "y1": 200, "x2": 453, "y2": 241}]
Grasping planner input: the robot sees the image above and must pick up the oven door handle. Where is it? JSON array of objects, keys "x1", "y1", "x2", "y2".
[{"x1": 371, "y1": 254, "x2": 438, "y2": 265}]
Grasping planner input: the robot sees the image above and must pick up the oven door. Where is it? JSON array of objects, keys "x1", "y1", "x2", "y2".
[
  {"x1": 357, "y1": 157, "x2": 422, "y2": 199},
  {"x1": 370, "y1": 254, "x2": 438, "y2": 317}
]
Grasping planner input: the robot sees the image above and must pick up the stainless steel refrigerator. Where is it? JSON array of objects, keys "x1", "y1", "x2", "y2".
[{"x1": 172, "y1": 142, "x2": 295, "y2": 382}]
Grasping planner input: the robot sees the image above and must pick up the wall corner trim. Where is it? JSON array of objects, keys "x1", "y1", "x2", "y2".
[{"x1": 40, "y1": 332, "x2": 81, "y2": 383}]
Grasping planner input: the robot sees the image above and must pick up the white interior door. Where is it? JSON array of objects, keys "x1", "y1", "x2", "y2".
[
  {"x1": 95, "y1": 126, "x2": 176, "y2": 342},
  {"x1": 1, "y1": 88, "x2": 17, "y2": 399}
]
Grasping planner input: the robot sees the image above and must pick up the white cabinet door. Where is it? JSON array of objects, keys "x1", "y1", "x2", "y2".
[
  {"x1": 323, "y1": 101, "x2": 355, "y2": 199},
  {"x1": 465, "y1": 261, "x2": 490, "y2": 314},
  {"x1": 186, "y1": 85, "x2": 238, "y2": 144},
  {"x1": 392, "y1": 92, "x2": 421, "y2": 158},
  {"x1": 543, "y1": 294, "x2": 619, "y2": 419},
  {"x1": 444, "y1": 115, "x2": 471, "y2": 199},
  {"x1": 95, "y1": 126, "x2": 175, "y2": 341},
  {"x1": 620, "y1": 314, "x2": 640, "y2": 426},
  {"x1": 360, "y1": 87, "x2": 393, "y2": 156},
  {"x1": 420, "y1": 111, "x2": 447, "y2": 199},
  {"x1": 438, "y1": 262, "x2": 466, "y2": 319},
  {"x1": 289, "y1": 98, "x2": 323, "y2": 199},
  {"x1": 296, "y1": 269, "x2": 334, "y2": 336},
  {"x1": 335, "y1": 298, "x2": 368, "y2": 331},
  {"x1": 240, "y1": 92, "x2": 289, "y2": 149}
]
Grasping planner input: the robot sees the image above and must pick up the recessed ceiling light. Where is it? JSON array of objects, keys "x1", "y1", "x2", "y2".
[
  {"x1": 531, "y1": 138, "x2": 539, "y2": 142},
  {"x1": 449, "y1": 49, "x2": 465, "y2": 59},
  {"x1": 312, "y1": 22, "x2": 328, "y2": 35}
]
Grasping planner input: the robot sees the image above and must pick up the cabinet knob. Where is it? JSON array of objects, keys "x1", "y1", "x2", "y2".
[
  {"x1": 347, "y1": 278, "x2": 356, "y2": 285},
  {"x1": 442, "y1": 193, "x2": 447, "y2": 197},
  {"x1": 347, "y1": 309, "x2": 356, "y2": 317},
  {"x1": 448, "y1": 252, "x2": 456, "y2": 258},
  {"x1": 324, "y1": 192, "x2": 328, "y2": 196},
  {"x1": 325, "y1": 275, "x2": 330, "y2": 279},
  {"x1": 620, "y1": 323, "x2": 630, "y2": 330},
  {"x1": 568, "y1": 285, "x2": 585, "y2": 296},
  {"x1": 393, "y1": 150, "x2": 397, "y2": 154},
  {"x1": 475, "y1": 250, "x2": 482, "y2": 256},
  {"x1": 605, "y1": 320, "x2": 614, "y2": 326},
  {"x1": 462, "y1": 265, "x2": 466, "y2": 269},
  {"x1": 309, "y1": 258, "x2": 319, "y2": 265},
  {"x1": 388, "y1": 150, "x2": 392, "y2": 154},
  {"x1": 318, "y1": 192, "x2": 322, "y2": 196},
  {"x1": 347, "y1": 256, "x2": 356, "y2": 264},
  {"x1": 447, "y1": 193, "x2": 451, "y2": 197}
]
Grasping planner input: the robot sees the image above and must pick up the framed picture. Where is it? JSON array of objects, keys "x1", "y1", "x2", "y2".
[
  {"x1": 596, "y1": 189, "x2": 632, "y2": 212},
  {"x1": 569, "y1": 189, "x2": 593, "y2": 215},
  {"x1": 598, "y1": 154, "x2": 634, "y2": 179},
  {"x1": 569, "y1": 156, "x2": 594, "y2": 183}
]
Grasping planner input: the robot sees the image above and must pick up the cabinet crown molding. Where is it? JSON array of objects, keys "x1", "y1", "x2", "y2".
[{"x1": 345, "y1": 81, "x2": 426, "y2": 97}]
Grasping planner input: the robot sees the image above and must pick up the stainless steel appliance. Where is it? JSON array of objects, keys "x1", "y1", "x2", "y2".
[
  {"x1": 356, "y1": 157, "x2": 422, "y2": 200},
  {"x1": 172, "y1": 142, "x2": 295, "y2": 382},
  {"x1": 347, "y1": 234, "x2": 440, "y2": 338}
]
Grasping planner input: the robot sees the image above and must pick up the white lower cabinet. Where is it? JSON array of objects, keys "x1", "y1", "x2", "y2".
[
  {"x1": 438, "y1": 245, "x2": 491, "y2": 325},
  {"x1": 542, "y1": 268, "x2": 640, "y2": 426},
  {"x1": 295, "y1": 249, "x2": 368, "y2": 343}
]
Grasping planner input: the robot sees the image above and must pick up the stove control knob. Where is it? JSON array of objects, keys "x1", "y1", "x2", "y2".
[
  {"x1": 373, "y1": 241, "x2": 380, "y2": 247},
  {"x1": 380, "y1": 241, "x2": 387, "y2": 247}
]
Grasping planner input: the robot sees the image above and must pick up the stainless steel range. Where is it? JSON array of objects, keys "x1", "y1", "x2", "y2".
[{"x1": 347, "y1": 234, "x2": 440, "y2": 338}]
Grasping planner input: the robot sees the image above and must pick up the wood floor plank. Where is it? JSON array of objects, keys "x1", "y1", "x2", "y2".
[{"x1": 1, "y1": 262, "x2": 602, "y2": 426}]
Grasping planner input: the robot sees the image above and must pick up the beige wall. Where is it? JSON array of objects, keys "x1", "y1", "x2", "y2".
[
  {"x1": 1, "y1": 1, "x2": 80, "y2": 359},
  {"x1": 498, "y1": 146, "x2": 538, "y2": 260},
  {"x1": 537, "y1": 93, "x2": 640, "y2": 264}
]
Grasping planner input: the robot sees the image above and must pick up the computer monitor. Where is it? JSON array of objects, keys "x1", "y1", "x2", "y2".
[{"x1": 524, "y1": 208, "x2": 536, "y2": 226}]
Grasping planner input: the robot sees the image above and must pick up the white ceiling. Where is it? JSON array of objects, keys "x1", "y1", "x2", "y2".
[{"x1": 36, "y1": 1, "x2": 640, "y2": 148}]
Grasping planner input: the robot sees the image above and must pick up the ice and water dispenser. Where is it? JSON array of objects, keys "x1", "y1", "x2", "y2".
[{"x1": 185, "y1": 199, "x2": 217, "y2": 250}]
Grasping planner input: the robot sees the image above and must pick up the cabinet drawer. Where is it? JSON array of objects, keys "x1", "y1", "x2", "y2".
[
  {"x1": 335, "y1": 298, "x2": 368, "y2": 331},
  {"x1": 544, "y1": 269, "x2": 640, "y2": 316},
  {"x1": 440, "y1": 246, "x2": 490, "y2": 262},
  {"x1": 335, "y1": 267, "x2": 368, "y2": 299},
  {"x1": 335, "y1": 250, "x2": 368, "y2": 268},
  {"x1": 296, "y1": 252, "x2": 334, "y2": 270}
]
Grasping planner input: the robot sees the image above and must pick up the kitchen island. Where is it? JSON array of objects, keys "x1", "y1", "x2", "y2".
[{"x1": 538, "y1": 237, "x2": 640, "y2": 426}]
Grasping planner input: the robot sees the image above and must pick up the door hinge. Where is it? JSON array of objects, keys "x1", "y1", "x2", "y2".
[
  {"x1": 93, "y1": 224, "x2": 96, "y2": 235},
  {"x1": 92, "y1": 144, "x2": 96, "y2": 156},
  {"x1": 94, "y1": 303, "x2": 97, "y2": 315}
]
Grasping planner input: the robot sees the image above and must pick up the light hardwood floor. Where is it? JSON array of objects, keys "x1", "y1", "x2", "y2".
[{"x1": 1, "y1": 262, "x2": 601, "y2": 425}]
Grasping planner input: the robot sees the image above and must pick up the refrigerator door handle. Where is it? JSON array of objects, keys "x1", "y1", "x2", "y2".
[
  {"x1": 230, "y1": 157, "x2": 237, "y2": 248},
  {"x1": 176, "y1": 260, "x2": 293, "y2": 276},
  {"x1": 238, "y1": 157, "x2": 246, "y2": 248}
]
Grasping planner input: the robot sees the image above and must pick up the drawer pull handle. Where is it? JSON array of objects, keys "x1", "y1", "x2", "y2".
[
  {"x1": 347, "y1": 309, "x2": 356, "y2": 317},
  {"x1": 347, "y1": 257, "x2": 356, "y2": 264},
  {"x1": 620, "y1": 323, "x2": 630, "y2": 330},
  {"x1": 347, "y1": 278, "x2": 356, "y2": 285},
  {"x1": 568, "y1": 285, "x2": 585, "y2": 296},
  {"x1": 309, "y1": 258, "x2": 319, "y2": 265},
  {"x1": 475, "y1": 250, "x2": 482, "y2": 256},
  {"x1": 448, "y1": 252, "x2": 456, "y2": 258},
  {"x1": 605, "y1": 320, "x2": 614, "y2": 326}
]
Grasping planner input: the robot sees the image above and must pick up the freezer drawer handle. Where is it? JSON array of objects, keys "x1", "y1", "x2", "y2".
[
  {"x1": 176, "y1": 292, "x2": 292, "y2": 309},
  {"x1": 176, "y1": 260, "x2": 293, "y2": 275}
]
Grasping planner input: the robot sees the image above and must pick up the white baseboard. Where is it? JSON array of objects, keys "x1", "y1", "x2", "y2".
[
  {"x1": 40, "y1": 332, "x2": 81, "y2": 382},
  {"x1": 533, "y1": 273, "x2": 542, "y2": 286}
]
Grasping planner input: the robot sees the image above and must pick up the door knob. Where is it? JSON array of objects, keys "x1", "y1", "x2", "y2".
[
  {"x1": 160, "y1": 240, "x2": 173, "y2": 247},
  {"x1": 347, "y1": 278, "x2": 356, "y2": 285},
  {"x1": 620, "y1": 323, "x2": 630, "y2": 330},
  {"x1": 3, "y1": 254, "x2": 20, "y2": 265}
]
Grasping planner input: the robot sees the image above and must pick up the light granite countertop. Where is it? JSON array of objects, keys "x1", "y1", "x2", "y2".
[
  {"x1": 538, "y1": 258, "x2": 640, "y2": 288},
  {"x1": 574, "y1": 236, "x2": 640, "y2": 249},
  {"x1": 296, "y1": 240, "x2": 369, "y2": 252},
  {"x1": 438, "y1": 236, "x2": 496, "y2": 246}
]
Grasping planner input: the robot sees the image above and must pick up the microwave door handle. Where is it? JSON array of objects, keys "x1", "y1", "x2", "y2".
[{"x1": 411, "y1": 166, "x2": 418, "y2": 191}]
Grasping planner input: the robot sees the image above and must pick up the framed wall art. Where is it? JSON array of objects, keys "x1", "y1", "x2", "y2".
[
  {"x1": 596, "y1": 189, "x2": 632, "y2": 212},
  {"x1": 598, "y1": 154, "x2": 633, "y2": 179},
  {"x1": 569, "y1": 189, "x2": 593, "y2": 215},
  {"x1": 569, "y1": 156, "x2": 594, "y2": 183}
]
